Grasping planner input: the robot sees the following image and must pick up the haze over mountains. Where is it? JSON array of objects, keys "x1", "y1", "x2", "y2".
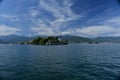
[
  {"x1": 58, "y1": 35, "x2": 94, "y2": 43},
  {"x1": 0, "y1": 35, "x2": 35, "y2": 43},
  {"x1": 94, "y1": 37, "x2": 120, "y2": 43},
  {"x1": 0, "y1": 39, "x2": 5, "y2": 43},
  {"x1": 0, "y1": 35, "x2": 120, "y2": 44},
  {"x1": 0, "y1": 35, "x2": 91, "y2": 43}
]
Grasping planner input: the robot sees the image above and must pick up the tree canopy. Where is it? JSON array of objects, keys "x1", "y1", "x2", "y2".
[{"x1": 28, "y1": 36, "x2": 68, "y2": 45}]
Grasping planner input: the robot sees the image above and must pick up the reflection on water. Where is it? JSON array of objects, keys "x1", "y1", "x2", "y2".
[{"x1": 0, "y1": 44, "x2": 120, "y2": 80}]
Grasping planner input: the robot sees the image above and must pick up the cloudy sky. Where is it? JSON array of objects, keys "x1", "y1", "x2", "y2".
[{"x1": 0, "y1": 0, "x2": 120, "y2": 37}]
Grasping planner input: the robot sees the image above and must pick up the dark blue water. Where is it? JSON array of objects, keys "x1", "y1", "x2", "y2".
[{"x1": 0, "y1": 44, "x2": 120, "y2": 80}]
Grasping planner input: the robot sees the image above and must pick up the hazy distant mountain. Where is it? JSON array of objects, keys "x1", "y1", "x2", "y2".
[
  {"x1": 94, "y1": 37, "x2": 120, "y2": 43},
  {"x1": 1, "y1": 35, "x2": 112, "y2": 44},
  {"x1": 0, "y1": 35, "x2": 35, "y2": 43},
  {"x1": 0, "y1": 39, "x2": 6, "y2": 43},
  {"x1": 0, "y1": 35, "x2": 94, "y2": 44},
  {"x1": 58, "y1": 35, "x2": 94, "y2": 43}
]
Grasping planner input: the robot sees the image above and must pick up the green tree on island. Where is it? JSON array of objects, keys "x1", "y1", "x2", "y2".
[{"x1": 27, "y1": 36, "x2": 68, "y2": 45}]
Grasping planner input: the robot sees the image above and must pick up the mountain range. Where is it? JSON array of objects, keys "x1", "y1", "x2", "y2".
[
  {"x1": 58, "y1": 35, "x2": 94, "y2": 43},
  {"x1": 0, "y1": 35, "x2": 120, "y2": 44},
  {"x1": 94, "y1": 37, "x2": 120, "y2": 43},
  {"x1": 0, "y1": 35, "x2": 94, "y2": 44},
  {"x1": 0, "y1": 35, "x2": 35, "y2": 43},
  {"x1": 0, "y1": 39, "x2": 5, "y2": 43}
]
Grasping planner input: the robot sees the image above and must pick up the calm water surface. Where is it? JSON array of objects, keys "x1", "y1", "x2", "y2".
[{"x1": 0, "y1": 44, "x2": 120, "y2": 80}]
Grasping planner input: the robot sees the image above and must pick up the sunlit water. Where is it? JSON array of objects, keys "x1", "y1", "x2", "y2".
[{"x1": 0, "y1": 44, "x2": 120, "y2": 80}]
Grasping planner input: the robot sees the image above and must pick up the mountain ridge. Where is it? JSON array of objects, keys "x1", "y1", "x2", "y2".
[
  {"x1": 0, "y1": 35, "x2": 94, "y2": 44},
  {"x1": 1, "y1": 35, "x2": 120, "y2": 44},
  {"x1": 0, "y1": 39, "x2": 6, "y2": 43},
  {"x1": 94, "y1": 36, "x2": 120, "y2": 43},
  {"x1": 0, "y1": 35, "x2": 35, "y2": 43}
]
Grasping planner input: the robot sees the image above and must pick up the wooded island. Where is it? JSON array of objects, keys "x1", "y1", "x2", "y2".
[{"x1": 20, "y1": 36, "x2": 68, "y2": 45}]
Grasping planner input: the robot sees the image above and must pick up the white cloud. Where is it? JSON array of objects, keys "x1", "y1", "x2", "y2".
[
  {"x1": 0, "y1": 14, "x2": 16, "y2": 19},
  {"x1": 30, "y1": 0, "x2": 84, "y2": 35},
  {"x1": 70, "y1": 25, "x2": 120, "y2": 37},
  {"x1": 76, "y1": 26, "x2": 115, "y2": 36},
  {"x1": 39, "y1": 0, "x2": 82, "y2": 22},
  {"x1": 31, "y1": 26, "x2": 54, "y2": 36},
  {"x1": 0, "y1": 25, "x2": 21, "y2": 36},
  {"x1": 53, "y1": 24, "x2": 120, "y2": 37},
  {"x1": 61, "y1": 31, "x2": 74, "y2": 35},
  {"x1": 29, "y1": 7, "x2": 40, "y2": 17},
  {"x1": 29, "y1": 0, "x2": 120, "y2": 37},
  {"x1": 0, "y1": 14, "x2": 20, "y2": 22},
  {"x1": 106, "y1": 16, "x2": 120, "y2": 25}
]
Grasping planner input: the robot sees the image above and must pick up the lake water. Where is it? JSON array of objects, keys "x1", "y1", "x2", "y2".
[{"x1": 0, "y1": 44, "x2": 120, "y2": 80}]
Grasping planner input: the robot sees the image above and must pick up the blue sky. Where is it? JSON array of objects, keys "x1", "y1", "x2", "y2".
[{"x1": 0, "y1": 0, "x2": 120, "y2": 37}]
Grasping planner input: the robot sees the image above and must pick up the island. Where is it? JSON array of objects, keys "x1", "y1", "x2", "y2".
[{"x1": 20, "y1": 36, "x2": 68, "y2": 45}]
